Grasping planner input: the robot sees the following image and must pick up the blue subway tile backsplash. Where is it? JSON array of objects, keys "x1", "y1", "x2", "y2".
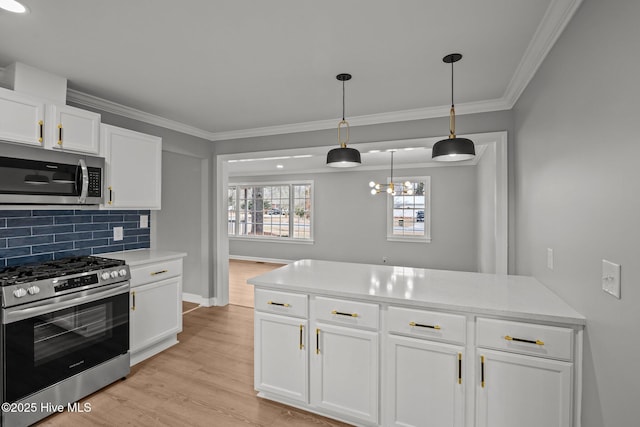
[{"x1": 0, "y1": 210, "x2": 151, "y2": 267}]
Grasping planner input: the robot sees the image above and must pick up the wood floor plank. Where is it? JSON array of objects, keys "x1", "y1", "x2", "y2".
[
  {"x1": 37, "y1": 305, "x2": 350, "y2": 427},
  {"x1": 229, "y1": 260, "x2": 284, "y2": 308}
]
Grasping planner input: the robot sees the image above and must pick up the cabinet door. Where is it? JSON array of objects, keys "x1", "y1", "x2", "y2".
[
  {"x1": 47, "y1": 104, "x2": 100, "y2": 154},
  {"x1": 386, "y1": 335, "x2": 464, "y2": 427},
  {"x1": 254, "y1": 312, "x2": 308, "y2": 403},
  {"x1": 0, "y1": 88, "x2": 45, "y2": 146},
  {"x1": 476, "y1": 349, "x2": 572, "y2": 427},
  {"x1": 102, "y1": 124, "x2": 162, "y2": 209},
  {"x1": 130, "y1": 277, "x2": 181, "y2": 354},
  {"x1": 311, "y1": 323, "x2": 378, "y2": 425}
]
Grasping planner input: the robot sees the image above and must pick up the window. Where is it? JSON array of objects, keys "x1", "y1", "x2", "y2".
[
  {"x1": 228, "y1": 182, "x2": 313, "y2": 242},
  {"x1": 387, "y1": 176, "x2": 430, "y2": 242}
]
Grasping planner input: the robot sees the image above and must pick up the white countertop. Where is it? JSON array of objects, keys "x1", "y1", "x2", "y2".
[
  {"x1": 248, "y1": 259, "x2": 585, "y2": 326},
  {"x1": 101, "y1": 249, "x2": 187, "y2": 266}
]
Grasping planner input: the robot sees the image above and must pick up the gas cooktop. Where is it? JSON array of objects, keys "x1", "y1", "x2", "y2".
[{"x1": 0, "y1": 256, "x2": 126, "y2": 287}]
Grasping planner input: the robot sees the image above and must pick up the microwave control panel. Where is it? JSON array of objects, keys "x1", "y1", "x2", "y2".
[{"x1": 87, "y1": 168, "x2": 102, "y2": 197}]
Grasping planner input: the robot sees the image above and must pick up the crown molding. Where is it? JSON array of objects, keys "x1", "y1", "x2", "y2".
[
  {"x1": 6, "y1": 0, "x2": 581, "y2": 143},
  {"x1": 503, "y1": 0, "x2": 583, "y2": 108},
  {"x1": 66, "y1": 89, "x2": 217, "y2": 141}
]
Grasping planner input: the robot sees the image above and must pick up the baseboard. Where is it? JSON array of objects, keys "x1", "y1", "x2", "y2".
[
  {"x1": 182, "y1": 292, "x2": 216, "y2": 307},
  {"x1": 229, "y1": 255, "x2": 293, "y2": 265}
]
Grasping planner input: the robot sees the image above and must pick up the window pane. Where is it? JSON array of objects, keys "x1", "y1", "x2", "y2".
[
  {"x1": 391, "y1": 180, "x2": 426, "y2": 238},
  {"x1": 229, "y1": 182, "x2": 312, "y2": 241}
]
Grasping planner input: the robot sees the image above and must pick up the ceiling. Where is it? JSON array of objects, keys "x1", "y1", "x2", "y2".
[{"x1": 0, "y1": 0, "x2": 580, "y2": 141}]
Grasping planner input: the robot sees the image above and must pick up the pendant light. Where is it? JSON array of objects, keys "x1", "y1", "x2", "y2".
[
  {"x1": 326, "y1": 73, "x2": 361, "y2": 167},
  {"x1": 432, "y1": 53, "x2": 475, "y2": 162},
  {"x1": 369, "y1": 151, "x2": 413, "y2": 196}
]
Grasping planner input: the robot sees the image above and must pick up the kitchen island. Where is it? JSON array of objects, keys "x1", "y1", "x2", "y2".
[{"x1": 248, "y1": 259, "x2": 584, "y2": 427}]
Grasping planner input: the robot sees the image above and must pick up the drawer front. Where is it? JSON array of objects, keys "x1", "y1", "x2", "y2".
[
  {"x1": 255, "y1": 288, "x2": 308, "y2": 318},
  {"x1": 130, "y1": 258, "x2": 183, "y2": 288},
  {"x1": 313, "y1": 296, "x2": 379, "y2": 329},
  {"x1": 476, "y1": 318, "x2": 573, "y2": 361},
  {"x1": 387, "y1": 306, "x2": 466, "y2": 345}
]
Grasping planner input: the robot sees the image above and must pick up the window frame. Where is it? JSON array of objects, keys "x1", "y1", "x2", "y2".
[
  {"x1": 228, "y1": 180, "x2": 314, "y2": 244},
  {"x1": 386, "y1": 176, "x2": 431, "y2": 243}
]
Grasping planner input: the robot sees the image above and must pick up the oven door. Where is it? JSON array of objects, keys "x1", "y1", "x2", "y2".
[{"x1": 2, "y1": 282, "x2": 129, "y2": 403}]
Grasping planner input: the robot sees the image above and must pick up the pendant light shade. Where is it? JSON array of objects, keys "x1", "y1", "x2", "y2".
[
  {"x1": 432, "y1": 53, "x2": 475, "y2": 162},
  {"x1": 327, "y1": 73, "x2": 361, "y2": 167}
]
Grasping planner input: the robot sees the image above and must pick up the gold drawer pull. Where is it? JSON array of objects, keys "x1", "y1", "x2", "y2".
[
  {"x1": 504, "y1": 335, "x2": 544, "y2": 346},
  {"x1": 481, "y1": 355, "x2": 485, "y2": 388},
  {"x1": 409, "y1": 321, "x2": 441, "y2": 330},
  {"x1": 150, "y1": 269, "x2": 168, "y2": 276},
  {"x1": 57, "y1": 124, "x2": 63, "y2": 145},
  {"x1": 316, "y1": 328, "x2": 320, "y2": 354},
  {"x1": 299, "y1": 325, "x2": 304, "y2": 350},
  {"x1": 267, "y1": 301, "x2": 290, "y2": 307},
  {"x1": 331, "y1": 310, "x2": 358, "y2": 318},
  {"x1": 131, "y1": 291, "x2": 136, "y2": 311},
  {"x1": 38, "y1": 120, "x2": 44, "y2": 142}
]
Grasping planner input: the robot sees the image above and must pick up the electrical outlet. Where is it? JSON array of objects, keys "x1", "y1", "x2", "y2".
[
  {"x1": 547, "y1": 248, "x2": 554, "y2": 270},
  {"x1": 140, "y1": 215, "x2": 148, "y2": 229},
  {"x1": 113, "y1": 226, "x2": 123, "y2": 242},
  {"x1": 602, "y1": 259, "x2": 621, "y2": 299},
  {"x1": 382, "y1": 256, "x2": 388, "y2": 264}
]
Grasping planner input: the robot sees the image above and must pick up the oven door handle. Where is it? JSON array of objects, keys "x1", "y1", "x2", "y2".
[{"x1": 2, "y1": 282, "x2": 130, "y2": 324}]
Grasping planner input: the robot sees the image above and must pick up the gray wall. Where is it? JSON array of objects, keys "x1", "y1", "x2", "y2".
[
  {"x1": 512, "y1": 0, "x2": 640, "y2": 425},
  {"x1": 70, "y1": 104, "x2": 214, "y2": 299},
  {"x1": 230, "y1": 164, "x2": 477, "y2": 270}
]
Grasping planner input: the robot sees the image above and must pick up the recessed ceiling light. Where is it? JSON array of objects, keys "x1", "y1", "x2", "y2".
[
  {"x1": 0, "y1": 0, "x2": 28, "y2": 13},
  {"x1": 368, "y1": 150, "x2": 381, "y2": 153},
  {"x1": 276, "y1": 164, "x2": 284, "y2": 169}
]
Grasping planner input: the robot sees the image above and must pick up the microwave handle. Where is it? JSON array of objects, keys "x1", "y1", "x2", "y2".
[{"x1": 76, "y1": 159, "x2": 89, "y2": 203}]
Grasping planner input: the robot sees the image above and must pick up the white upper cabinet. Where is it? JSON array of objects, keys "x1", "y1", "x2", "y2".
[
  {"x1": 46, "y1": 104, "x2": 100, "y2": 154},
  {"x1": 0, "y1": 87, "x2": 46, "y2": 147},
  {"x1": 0, "y1": 87, "x2": 100, "y2": 154},
  {"x1": 101, "y1": 124, "x2": 162, "y2": 210}
]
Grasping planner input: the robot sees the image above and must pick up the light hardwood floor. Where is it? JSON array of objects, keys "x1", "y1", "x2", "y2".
[
  {"x1": 229, "y1": 260, "x2": 284, "y2": 308},
  {"x1": 38, "y1": 304, "x2": 350, "y2": 427}
]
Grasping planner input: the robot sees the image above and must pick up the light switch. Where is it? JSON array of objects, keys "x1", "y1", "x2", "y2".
[
  {"x1": 140, "y1": 215, "x2": 148, "y2": 229},
  {"x1": 113, "y1": 226, "x2": 124, "y2": 242},
  {"x1": 602, "y1": 259, "x2": 621, "y2": 299},
  {"x1": 547, "y1": 248, "x2": 554, "y2": 270}
]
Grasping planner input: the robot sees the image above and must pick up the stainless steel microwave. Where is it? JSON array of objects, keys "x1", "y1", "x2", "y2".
[{"x1": 0, "y1": 144, "x2": 104, "y2": 205}]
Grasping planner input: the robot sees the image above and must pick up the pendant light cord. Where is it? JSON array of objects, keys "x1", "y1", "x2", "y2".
[
  {"x1": 449, "y1": 59, "x2": 456, "y2": 138},
  {"x1": 342, "y1": 80, "x2": 346, "y2": 121},
  {"x1": 451, "y1": 60, "x2": 454, "y2": 107}
]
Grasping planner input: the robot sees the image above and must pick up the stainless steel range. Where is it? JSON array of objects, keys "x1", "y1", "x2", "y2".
[{"x1": 0, "y1": 256, "x2": 131, "y2": 427}]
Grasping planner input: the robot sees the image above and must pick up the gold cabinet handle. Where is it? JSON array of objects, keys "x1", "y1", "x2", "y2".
[
  {"x1": 409, "y1": 321, "x2": 441, "y2": 330},
  {"x1": 504, "y1": 335, "x2": 544, "y2": 346},
  {"x1": 316, "y1": 328, "x2": 320, "y2": 354},
  {"x1": 331, "y1": 310, "x2": 358, "y2": 318},
  {"x1": 458, "y1": 353, "x2": 462, "y2": 384},
  {"x1": 108, "y1": 186, "x2": 113, "y2": 205},
  {"x1": 299, "y1": 325, "x2": 304, "y2": 350},
  {"x1": 267, "y1": 300, "x2": 290, "y2": 307},
  {"x1": 57, "y1": 124, "x2": 63, "y2": 145},
  {"x1": 131, "y1": 291, "x2": 136, "y2": 311},
  {"x1": 151, "y1": 269, "x2": 168, "y2": 276},
  {"x1": 38, "y1": 120, "x2": 43, "y2": 142},
  {"x1": 481, "y1": 355, "x2": 485, "y2": 388}
]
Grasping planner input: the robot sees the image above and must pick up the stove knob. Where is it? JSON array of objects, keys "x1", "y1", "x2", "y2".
[
  {"x1": 13, "y1": 288, "x2": 27, "y2": 298},
  {"x1": 119, "y1": 269, "x2": 128, "y2": 277},
  {"x1": 27, "y1": 285, "x2": 40, "y2": 295},
  {"x1": 110, "y1": 271, "x2": 119, "y2": 279},
  {"x1": 101, "y1": 272, "x2": 111, "y2": 280}
]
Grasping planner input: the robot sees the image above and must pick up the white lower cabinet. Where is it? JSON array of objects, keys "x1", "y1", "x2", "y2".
[
  {"x1": 386, "y1": 335, "x2": 464, "y2": 427},
  {"x1": 254, "y1": 312, "x2": 308, "y2": 403},
  {"x1": 311, "y1": 322, "x2": 379, "y2": 425},
  {"x1": 476, "y1": 349, "x2": 573, "y2": 427},
  {"x1": 130, "y1": 277, "x2": 181, "y2": 356}
]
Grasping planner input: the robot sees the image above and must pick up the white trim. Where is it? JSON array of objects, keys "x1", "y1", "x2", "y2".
[
  {"x1": 229, "y1": 255, "x2": 293, "y2": 265},
  {"x1": 182, "y1": 292, "x2": 216, "y2": 308},
  {"x1": 215, "y1": 156, "x2": 229, "y2": 306},
  {"x1": 503, "y1": 0, "x2": 584, "y2": 108},
  {"x1": 230, "y1": 236, "x2": 315, "y2": 245},
  {"x1": 53, "y1": 0, "x2": 581, "y2": 142}
]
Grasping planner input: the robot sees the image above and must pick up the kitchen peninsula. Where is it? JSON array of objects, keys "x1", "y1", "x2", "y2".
[{"x1": 249, "y1": 259, "x2": 585, "y2": 427}]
